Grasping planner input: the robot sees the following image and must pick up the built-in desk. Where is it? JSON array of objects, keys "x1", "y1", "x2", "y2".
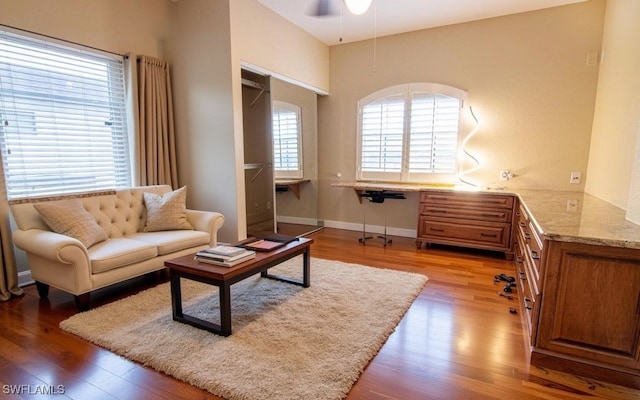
[
  {"x1": 514, "y1": 190, "x2": 640, "y2": 389},
  {"x1": 332, "y1": 181, "x2": 516, "y2": 258},
  {"x1": 332, "y1": 182, "x2": 640, "y2": 388},
  {"x1": 332, "y1": 181, "x2": 460, "y2": 203}
]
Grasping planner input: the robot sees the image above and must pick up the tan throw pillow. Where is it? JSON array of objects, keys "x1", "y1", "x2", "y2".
[
  {"x1": 143, "y1": 186, "x2": 193, "y2": 232},
  {"x1": 34, "y1": 199, "x2": 108, "y2": 248}
]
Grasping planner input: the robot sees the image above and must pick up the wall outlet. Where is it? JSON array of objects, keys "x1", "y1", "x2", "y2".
[
  {"x1": 566, "y1": 199, "x2": 579, "y2": 212},
  {"x1": 570, "y1": 171, "x2": 581, "y2": 184}
]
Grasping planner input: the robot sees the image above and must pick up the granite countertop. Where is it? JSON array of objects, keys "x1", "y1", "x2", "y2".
[
  {"x1": 515, "y1": 189, "x2": 640, "y2": 249},
  {"x1": 332, "y1": 181, "x2": 640, "y2": 249}
]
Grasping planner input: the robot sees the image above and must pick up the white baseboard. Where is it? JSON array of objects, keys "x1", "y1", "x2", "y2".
[
  {"x1": 323, "y1": 219, "x2": 416, "y2": 238},
  {"x1": 18, "y1": 270, "x2": 34, "y2": 287},
  {"x1": 276, "y1": 215, "x2": 322, "y2": 226}
]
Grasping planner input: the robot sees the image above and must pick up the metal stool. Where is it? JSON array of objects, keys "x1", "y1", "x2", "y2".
[{"x1": 358, "y1": 190, "x2": 406, "y2": 246}]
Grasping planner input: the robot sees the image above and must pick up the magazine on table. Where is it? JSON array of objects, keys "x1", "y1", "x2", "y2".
[{"x1": 236, "y1": 234, "x2": 299, "y2": 252}]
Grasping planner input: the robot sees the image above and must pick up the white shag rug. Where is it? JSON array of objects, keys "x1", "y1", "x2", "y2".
[{"x1": 60, "y1": 256, "x2": 428, "y2": 400}]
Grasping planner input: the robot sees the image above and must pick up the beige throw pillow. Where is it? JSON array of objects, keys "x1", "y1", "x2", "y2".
[
  {"x1": 143, "y1": 186, "x2": 193, "y2": 232},
  {"x1": 34, "y1": 199, "x2": 108, "y2": 248}
]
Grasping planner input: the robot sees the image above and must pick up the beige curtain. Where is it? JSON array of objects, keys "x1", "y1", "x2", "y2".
[
  {"x1": 136, "y1": 55, "x2": 178, "y2": 187},
  {"x1": 0, "y1": 160, "x2": 23, "y2": 301}
]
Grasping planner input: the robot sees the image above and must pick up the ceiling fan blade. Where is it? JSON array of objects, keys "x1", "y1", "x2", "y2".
[{"x1": 309, "y1": 0, "x2": 336, "y2": 17}]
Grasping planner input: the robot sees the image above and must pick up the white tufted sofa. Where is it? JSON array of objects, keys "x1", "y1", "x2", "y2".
[{"x1": 10, "y1": 185, "x2": 224, "y2": 310}]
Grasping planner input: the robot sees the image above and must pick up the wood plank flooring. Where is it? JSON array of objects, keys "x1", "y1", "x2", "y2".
[{"x1": 1, "y1": 227, "x2": 639, "y2": 399}]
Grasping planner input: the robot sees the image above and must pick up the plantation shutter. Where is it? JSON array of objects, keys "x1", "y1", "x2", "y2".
[
  {"x1": 0, "y1": 30, "x2": 131, "y2": 200},
  {"x1": 272, "y1": 102, "x2": 302, "y2": 178},
  {"x1": 360, "y1": 95, "x2": 405, "y2": 173},
  {"x1": 409, "y1": 93, "x2": 460, "y2": 174}
]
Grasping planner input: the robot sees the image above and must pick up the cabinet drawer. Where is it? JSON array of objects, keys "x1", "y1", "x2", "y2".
[
  {"x1": 527, "y1": 221, "x2": 544, "y2": 277},
  {"x1": 420, "y1": 191, "x2": 514, "y2": 209},
  {"x1": 517, "y1": 204, "x2": 529, "y2": 229},
  {"x1": 521, "y1": 270, "x2": 538, "y2": 344},
  {"x1": 420, "y1": 204, "x2": 512, "y2": 222},
  {"x1": 419, "y1": 217, "x2": 511, "y2": 248}
]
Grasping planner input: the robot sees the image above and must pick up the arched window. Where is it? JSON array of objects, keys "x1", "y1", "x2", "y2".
[{"x1": 356, "y1": 83, "x2": 467, "y2": 183}]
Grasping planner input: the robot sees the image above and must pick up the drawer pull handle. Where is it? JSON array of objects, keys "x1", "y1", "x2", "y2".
[
  {"x1": 524, "y1": 297, "x2": 532, "y2": 303},
  {"x1": 524, "y1": 232, "x2": 531, "y2": 240},
  {"x1": 520, "y1": 276, "x2": 527, "y2": 281},
  {"x1": 516, "y1": 257, "x2": 523, "y2": 264},
  {"x1": 519, "y1": 222, "x2": 526, "y2": 227},
  {"x1": 480, "y1": 233, "x2": 497, "y2": 238},
  {"x1": 525, "y1": 306, "x2": 532, "y2": 311},
  {"x1": 530, "y1": 250, "x2": 540, "y2": 260},
  {"x1": 429, "y1": 228, "x2": 444, "y2": 232}
]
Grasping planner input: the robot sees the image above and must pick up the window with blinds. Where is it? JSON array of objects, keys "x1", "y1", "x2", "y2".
[
  {"x1": 272, "y1": 101, "x2": 303, "y2": 179},
  {"x1": 357, "y1": 83, "x2": 467, "y2": 183},
  {"x1": 0, "y1": 30, "x2": 131, "y2": 200}
]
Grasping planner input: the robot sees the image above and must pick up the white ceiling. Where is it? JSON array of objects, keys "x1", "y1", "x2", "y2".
[{"x1": 257, "y1": 0, "x2": 587, "y2": 46}]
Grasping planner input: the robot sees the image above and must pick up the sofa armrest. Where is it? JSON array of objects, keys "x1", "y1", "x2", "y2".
[
  {"x1": 12, "y1": 229, "x2": 93, "y2": 294},
  {"x1": 13, "y1": 229, "x2": 90, "y2": 264},
  {"x1": 186, "y1": 210, "x2": 225, "y2": 246}
]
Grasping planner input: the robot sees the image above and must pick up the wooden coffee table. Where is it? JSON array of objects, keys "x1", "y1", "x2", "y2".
[{"x1": 164, "y1": 237, "x2": 313, "y2": 336}]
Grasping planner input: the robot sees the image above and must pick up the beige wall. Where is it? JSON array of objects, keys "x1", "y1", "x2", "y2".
[
  {"x1": 229, "y1": 0, "x2": 329, "y2": 94},
  {"x1": 168, "y1": 0, "x2": 329, "y2": 241},
  {"x1": 0, "y1": 0, "x2": 172, "y2": 57},
  {"x1": 318, "y1": 0, "x2": 605, "y2": 233},
  {"x1": 166, "y1": 0, "x2": 243, "y2": 243},
  {"x1": 586, "y1": 0, "x2": 640, "y2": 213}
]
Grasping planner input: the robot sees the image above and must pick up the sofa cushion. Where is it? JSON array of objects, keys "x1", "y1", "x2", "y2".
[
  {"x1": 142, "y1": 186, "x2": 193, "y2": 232},
  {"x1": 89, "y1": 238, "x2": 158, "y2": 273},
  {"x1": 34, "y1": 199, "x2": 108, "y2": 248},
  {"x1": 128, "y1": 230, "x2": 210, "y2": 255}
]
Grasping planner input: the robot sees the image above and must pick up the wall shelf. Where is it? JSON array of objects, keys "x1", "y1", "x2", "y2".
[{"x1": 275, "y1": 179, "x2": 310, "y2": 199}]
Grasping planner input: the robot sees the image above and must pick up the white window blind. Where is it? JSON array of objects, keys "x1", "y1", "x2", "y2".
[
  {"x1": 360, "y1": 94, "x2": 404, "y2": 173},
  {"x1": 409, "y1": 93, "x2": 460, "y2": 174},
  {"x1": 357, "y1": 83, "x2": 466, "y2": 183},
  {"x1": 0, "y1": 30, "x2": 131, "y2": 200},
  {"x1": 272, "y1": 101, "x2": 302, "y2": 179}
]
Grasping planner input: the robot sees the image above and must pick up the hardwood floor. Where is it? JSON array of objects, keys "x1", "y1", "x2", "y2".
[{"x1": 1, "y1": 227, "x2": 638, "y2": 399}]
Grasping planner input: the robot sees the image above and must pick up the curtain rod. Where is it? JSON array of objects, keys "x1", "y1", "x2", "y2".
[{"x1": 0, "y1": 23, "x2": 128, "y2": 59}]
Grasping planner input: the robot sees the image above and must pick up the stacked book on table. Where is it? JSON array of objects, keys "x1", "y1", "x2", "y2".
[{"x1": 194, "y1": 245, "x2": 256, "y2": 267}]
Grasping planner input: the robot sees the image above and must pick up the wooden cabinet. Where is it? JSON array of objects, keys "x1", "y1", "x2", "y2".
[
  {"x1": 416, "y1": 191, "x2": 515, "y2": 259},
  {"x1": 515, "y1": 202, "x2": 640, "y2": 388},
  {"x1": 514, "y1": 204, "x2": 544, "y2": 340}
]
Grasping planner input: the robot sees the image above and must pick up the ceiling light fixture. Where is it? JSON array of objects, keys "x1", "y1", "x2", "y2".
[{"x1": 344, "y1": 0, "x2": 373, "y2": 15}]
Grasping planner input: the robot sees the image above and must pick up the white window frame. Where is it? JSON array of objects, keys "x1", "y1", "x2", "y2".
[
  {"x1": 356, "y1": 83, "x2": 467, "y2": 183},
  {"x1": 272, "y1": 100, "x2": 303, "y2": 179},
  {"x1": 0, "y1": 29, "x2": 131, "y2": 200}
]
